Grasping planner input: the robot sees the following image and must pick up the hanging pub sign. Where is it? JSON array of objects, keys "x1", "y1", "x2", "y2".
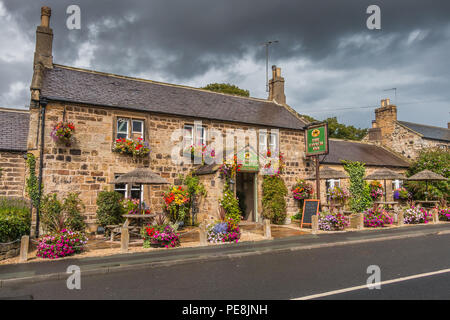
[{"x1": 305, "y1": 122, "x2": 329, "y2": 157}]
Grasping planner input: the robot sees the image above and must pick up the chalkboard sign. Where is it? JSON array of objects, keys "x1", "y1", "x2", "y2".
[{"x1": 301, "y1": 199, "x2": 320, "y2": 228}]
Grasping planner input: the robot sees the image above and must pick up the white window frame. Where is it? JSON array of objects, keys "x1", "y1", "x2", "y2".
[
  {"x1": 196, "y1": 126, "x2": 206, "y2": 146},
  {"x1": 392, "y1": 179, "x2": 403, "y2": 190},
  {"x1": 117, "y1": 118, "x2": 129, "y2": 139},
  {"x1": 183, "y1": 124, "x2": 194, "y2": 150},
  {"x1": 132, "y1": 119, "x2": 144, "y2": 138},
  {"x1": 184, "y1": 124, "x2": 206, "y2": 150},
  {"x1": 114, "y1": 174, "x2": 143, "y2": 201},
  {"x1": 114, "y1": 175, "x2": 127, "y2": 198},
  {"x1": 326, "y1": 179, "x2": 341, "y2": 191},
  {"x1": 269, "y1": 132, "x2": 278, "y2": 152},
  {"x1": 116, "y1": 118, "x2": 145, "y2": 140},
  {"x1": 259, "y1": 131, "x2": 267, "y2": 154}
]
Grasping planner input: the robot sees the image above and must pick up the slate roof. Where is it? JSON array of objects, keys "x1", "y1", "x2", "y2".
[
  {"x1": 322, "y1": 139, "x2": 410, "y2": 168},
  {"x1": 41, "y1": 65, "x2": 307, "y2": 130},
  {"x1": 0, "y1": 109, "x2": 30, "y2": 152},
  {"x1": 398, "y1": 121, "x2": 450, "y2": 142}
]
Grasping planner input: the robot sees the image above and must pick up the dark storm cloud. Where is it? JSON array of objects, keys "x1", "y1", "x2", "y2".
[
  {"x1": 3, "y1": 0, "x2": 450, "y2": 77},
  {"x1": 0, "y1": 0, "x2": 449, "y2": 127}
]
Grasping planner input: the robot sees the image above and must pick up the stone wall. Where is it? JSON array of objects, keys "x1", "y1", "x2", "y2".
[
  {"x1": 0, "y1": 151, "x2": 26, "y2": 197},
  {"x1": 0, "y1": 241, "x2": 20, "y2": 261},
  {"x1": 387, "y1": 123, "x2": 448, "y2": 160},
  {"x1": 27, "y1": 102, "x2": 308, "y2": 228}
]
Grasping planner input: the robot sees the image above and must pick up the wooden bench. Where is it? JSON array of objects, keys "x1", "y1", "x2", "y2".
[{"x1": 105, "y1": 225, "x2": 121, "y2": 241}]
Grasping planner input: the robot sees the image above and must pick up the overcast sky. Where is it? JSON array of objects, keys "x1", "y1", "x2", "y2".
[{"x1": 0, "y1": 0, "x2": 449, "y2": 128}]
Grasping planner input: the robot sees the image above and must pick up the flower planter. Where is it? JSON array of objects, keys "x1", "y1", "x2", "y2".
[{"x1": 150, "y1": 242, "x2": 165, "y2": 248}]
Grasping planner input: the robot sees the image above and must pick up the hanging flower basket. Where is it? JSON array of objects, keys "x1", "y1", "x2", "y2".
[
  {"x1": 50, "y1": 122, "x2": 75, "y2": 145},
  {"x1": 291, "y1": 179, "x2": 313, "y2": 201}
]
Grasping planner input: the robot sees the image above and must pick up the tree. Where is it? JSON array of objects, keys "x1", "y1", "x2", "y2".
[
  {"x1": 405, "y1": 148, "x2": 449, "y2": 201},
  {"x1": 326, "y1": 117, "x2": 368, "y2": 141},
  {"x1": 299, "y1": 115, "x2": 368, "y2": 141},
  {"x1": 202, "y1": 83, "x2": 250, "y2": 97}
]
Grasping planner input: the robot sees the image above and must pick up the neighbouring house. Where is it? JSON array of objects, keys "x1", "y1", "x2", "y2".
[
  {"x1": 363, "y1": 98, "x2": 450, "y2": 160},
  {"x1": 0, "y1": 108, "x2": 30, "y2": 198}
]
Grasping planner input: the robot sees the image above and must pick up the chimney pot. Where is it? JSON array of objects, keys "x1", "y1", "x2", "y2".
[{"x1": 41, "y1": 6, "x2": 51, "y2": 28}]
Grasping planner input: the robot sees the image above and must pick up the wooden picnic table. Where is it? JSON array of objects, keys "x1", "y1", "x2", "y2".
[
  {"x1": 106, "y1": 214, "x2": 156, "y2": 241},
  {"x1": 122, "y1": 214, "x2": 156, "y2": 228},
  {"x1": 414, "y1": 200, "x2": 439, "y2": 208}
]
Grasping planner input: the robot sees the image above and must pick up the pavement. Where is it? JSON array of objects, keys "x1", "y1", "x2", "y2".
[{"x1": 0, "y1": 222, "x2": 449, "y2": 288}]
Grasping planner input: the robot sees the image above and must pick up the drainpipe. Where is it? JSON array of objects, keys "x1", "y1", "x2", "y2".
[{"x1": 35, "y1": 97, "x2": 48, "y2": 237}]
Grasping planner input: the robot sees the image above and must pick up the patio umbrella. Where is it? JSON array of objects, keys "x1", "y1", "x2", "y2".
[
  {"x1": 407, "y1": 170, "x2": 447, "y2": 200},
  {"x1": 111, "y1": 168, "x2": 169, "y2": 214},
  {"x1": 364, "y1": 168, "x2": 407, "y2": 202},
  {"x1": 306, "y1": 167, "x2": 349, "y2": 205},
  {"x1": 305, "y1": 167, "x2": 349, "y2": 180}
]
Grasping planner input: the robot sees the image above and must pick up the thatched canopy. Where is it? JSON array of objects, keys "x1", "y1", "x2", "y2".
[
  {"x1": 407, "y1": 170, "x2": 447, "y2": 181},
  {"x1": 110, "y1": 168, "x2": 169, "y2": 185},
  {"x1": 364, "y1": 168, "x2": 407, "y2": 180},
  {"x1": 306, "y1": 167, "x2": 349, "y2": 180}
]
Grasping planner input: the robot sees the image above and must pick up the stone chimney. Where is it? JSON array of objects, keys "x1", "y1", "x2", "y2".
[
  {"x1": 30, "y1": 6, "x2": 53, "y2": 101},
  {"x1": 448, "y1": 122, "x2": 450, "y2": 129},
  {"x1": 368, "y1": 98, "x2": 397, "y2": 142},
  {"x1": 268, "y1": 65, "x2": 286, "y2": 104}
]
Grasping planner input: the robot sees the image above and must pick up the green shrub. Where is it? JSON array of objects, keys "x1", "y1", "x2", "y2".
[
  {"x1": 40, "y1": 193, "x2": 87, "y2": 233},
  {"x1": 220, "y1": 182, "x2": 241, "y2": 224},
  {"x1": 262, "y1": 176, "x2": 288, "y2": 224},
  {"x1": 40, "y1": 194, "x2": 64, "y2": 233},
  {"x1": 0, "y1": 197, "x2": 31, "y2": 242},
  {"x1": 96, "y1": 191, "x2": 125, "y2": 227},
  {"x1": 63, "y1": 193, "x2": 86, "y2": 231}
]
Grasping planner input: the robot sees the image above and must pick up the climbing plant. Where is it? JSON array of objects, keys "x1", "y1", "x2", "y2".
[
  {"x1": 262, "y1": 175, "x2": 288, "y2": 224},
  {"x1": 26, "y1": 153, "x2": 42, "y2": 209},
  {"x1": 220, "y1": 181, "x2": 242, "y2": 224},
  {"x1": 342, "y1": 160, "x2": 372, "y2": 213}
]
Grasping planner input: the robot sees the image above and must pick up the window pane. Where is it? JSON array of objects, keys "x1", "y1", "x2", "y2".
[
  {"x1": 132, "y1": 120, "x2": 143, "y2": 134},
  {"x1": 259, "y1": 132, "x2": 267, "y2": 153},
  {"x1": 269, "y1": 133, "x2": 278, "y2": 151},
  {"x1": 117, "y1": 119, "x2": 128, "y2": 139},
  {"x1": 184, "y1": 125, "x2": 194, "y2": 148},
  {"x1": 114, "y1": 175, "x2": 126, "y2": 197},
  {"x1": 130, "y1": 185, "x2": 143, "y2": 201},
  {"x1": 196, "y1": 127, "x2": 205, "y2": 145},
  {"x1": 130, "y1": 190, "x2": 141, "y2": 200}
]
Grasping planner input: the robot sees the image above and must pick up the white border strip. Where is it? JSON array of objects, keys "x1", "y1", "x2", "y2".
[{"x1": 292, "y1": 268, "x2": 450, "y2": 300}]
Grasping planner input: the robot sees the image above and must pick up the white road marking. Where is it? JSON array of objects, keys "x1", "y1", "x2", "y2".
[{"x1": 292, "y1": 268, "x2": 450, "y2": 300}]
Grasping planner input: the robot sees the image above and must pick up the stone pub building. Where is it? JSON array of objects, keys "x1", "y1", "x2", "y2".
[{"x1": 16, "y1": 7, "x2": 418, "y2": 232}]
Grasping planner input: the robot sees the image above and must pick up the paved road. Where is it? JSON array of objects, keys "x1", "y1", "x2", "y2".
[{"x1": 0, "y1": 232, "x2": 449, "y2": 300}]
